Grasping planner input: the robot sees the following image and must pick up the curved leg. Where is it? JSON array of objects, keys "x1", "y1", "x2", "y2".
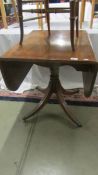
[
  {"x1": 56, "y1": 77, "x2": 79, "y2": 95},
  {"x1": 23, "y1": 83, "x2": 52, "y2": 121},
  {"x1": 56, "y1": 89, "x2": 82, "y2": 127},
  {"x1": 61, "y1": 88, "x2": 79, "y2": 95},
  {"x1": 17, "y1": 0, "x2": 24, "y2": 45},
  {"x1": 23, "y1": 66, "x2": 82, "y2": 127},
  {"x1": 58, "y1": 81, "x2": 79, "y2": 95}
]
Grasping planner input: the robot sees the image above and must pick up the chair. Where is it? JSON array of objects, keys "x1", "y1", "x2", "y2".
[
  {"x1": 0, "y1": 0, "x2": 7, "y2": 28},
  {"x1": 11, "y1": 0, "x2": 19, "y2": 21},
  {"x1": 0, "y1": 0, "x2": 18, "y2": 29},
  {"x1": 44, "y1": 0, "x2": 79, "y2": 51},
  {"x1": 80, "y1": 0, "x2": 98, "y2": 28},
  {"x1": 17, "y1": 0, "x2": 79, "y2": 51},
  {"x1": 90, "y1": 0, "x2": 98, "y2": 28},
  {"x1": 17, "y1": 0, "x2": 45, "y2": 44}
]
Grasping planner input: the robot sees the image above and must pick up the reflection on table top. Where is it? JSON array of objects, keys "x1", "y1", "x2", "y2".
[{"x1": 1, "y1": 30, "x2": 96, "y2": 64}]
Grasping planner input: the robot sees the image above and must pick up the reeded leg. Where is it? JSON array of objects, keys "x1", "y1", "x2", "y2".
[
  {"x1": 56, "y1": 90, "x2": 82, "y2": 127},
  {"x1": 17, "y1": 0, "x2": 24, "y2": 45}
]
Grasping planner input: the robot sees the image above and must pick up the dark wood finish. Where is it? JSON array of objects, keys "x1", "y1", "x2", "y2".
[
  {"x1": 0, "y1": 61, "x2": 33, "y2": 90},
  {"x1": 17, "y1": 0, "x2": 79, "y2": 51},
  {"x1": 82, "y1": 66, "x2": 97, "y2": 97},
  {"x1": 17, "y1": 0, "x2": 46, "y2": 45},
  {"x1": 0, "y1": 30, "x2": 97, "y2": 126},
  {"x1": 1, "y1": 31, "x2": 96, "y2": 62},
  {"x1": 17, "y1": 0, "x2": 23, "y2": 45},
  {"x1": 1, "y1": 30, "x2": 97, "y2": 95},
  {"x1": 16, "y1": 0, "x2": 45, "y2": 45},
  {"x1": 23, "y1": 66, "x2": 82, "y2": 127}
]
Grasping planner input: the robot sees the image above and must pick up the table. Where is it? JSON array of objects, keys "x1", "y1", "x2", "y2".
[{"x1": 0, "y1": 30, "x2": 98, "y2": 127}]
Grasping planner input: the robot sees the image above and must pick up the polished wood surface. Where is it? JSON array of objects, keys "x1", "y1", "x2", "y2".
[
  {"x1": 0, "y1": 30, "x2": 97, "y2": 96},
  {"x1": 44, "y1": 0, "x2": 79, "y2": 51},
  {"x1": 0, "y1": 30, "x2": 97, "y2": 126},
  {"x1": 17, "y1": 0, "x2": 79, "y2": 51},
  {"x1": 1, "y1": 30, "x2": 96, "y2": 63}
]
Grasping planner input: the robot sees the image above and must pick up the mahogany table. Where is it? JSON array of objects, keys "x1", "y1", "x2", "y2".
[{"x1": 0, "y1": 30, "x2": 98, "y2": 127}]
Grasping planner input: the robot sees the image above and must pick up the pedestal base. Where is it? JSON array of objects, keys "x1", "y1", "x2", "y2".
[{"x1": 23, "y1": 66, "x2": 82, "y2": 127}]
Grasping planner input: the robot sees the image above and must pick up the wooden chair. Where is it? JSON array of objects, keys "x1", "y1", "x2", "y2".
[
  {"x1": 11, "y1": 0, "x2": 19, "y2": 21},
  {"x1": 80, "y1": 0, "x2": 98, "y2": 28},
  {"x1": 44, "y1": 0, "x2": 79, "y2": 51},
  {"x1": 80, "y1": 0, "x2": 86, "y2": 29},
  {"x1": 0, "y1": 0, "x2": 7, "y2": 28},
  {"x1": 90, "y1": 0, "x2": 98, "y2": 28},
  {"x1": 17, "y1": 0, "x2": 79, "y2": 51},
  {"x1": 0, "y1": 0, "x2": 18, "y2": 29},
  {"x1": 17, "y1": 0, "x2": 45, "y2": 44}
]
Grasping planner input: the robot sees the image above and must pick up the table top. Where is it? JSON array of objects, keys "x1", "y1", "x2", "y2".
[{"x1": 1, "y1": 30, "x2": 97, "y2": 65}]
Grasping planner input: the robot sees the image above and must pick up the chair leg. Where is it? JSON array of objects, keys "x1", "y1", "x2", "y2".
[
  {"x1": 90, "y1": 0, "x2": 95, "y2": 28},
  {"x1": 11, "y1": 0, "x2": 19, "y2": 22},
  {"x1": 36, "y1": 2, "x2": 41, "y2": 28},
  {"x1": 39, "y1": 2, "x2": 43, "y2": 30},
  {"x1": 17, "y1": 0, "x2": 24, "y2": 45},
  {"x1": 80, "y1": 0, "x2": 86, "y2": 28},
  {"x1": 44, "y1": 0, "x2": 50, "y2": 35},
  {"x1": 76, "y1": 0, "x2": 79, "y2": 38},
  {"x1": 37, "y1": 2, "x2": 43, "y2": 30},
  {"x1": 70, "y1": 0, "x2": 75, "y2": 51},
  {"x1": 0, "y1": 0, "x2": 7, "y2": 29}
]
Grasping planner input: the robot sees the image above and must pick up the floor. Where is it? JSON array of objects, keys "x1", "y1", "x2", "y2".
[
  {"x1": 0, "y1": 101, "x2": 98, "y2": 175},
  {"x1": 1, "y1": 2, "x2": 98, "y2": 175}
]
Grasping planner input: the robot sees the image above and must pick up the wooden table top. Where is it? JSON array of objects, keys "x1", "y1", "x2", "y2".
[{"x1": 1, "y1": 30, "x2": 97, "y2": 65}]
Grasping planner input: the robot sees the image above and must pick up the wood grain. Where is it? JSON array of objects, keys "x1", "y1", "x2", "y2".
[{"x1": 1, "y1": 31, "x2": 96, "y2": 64}]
